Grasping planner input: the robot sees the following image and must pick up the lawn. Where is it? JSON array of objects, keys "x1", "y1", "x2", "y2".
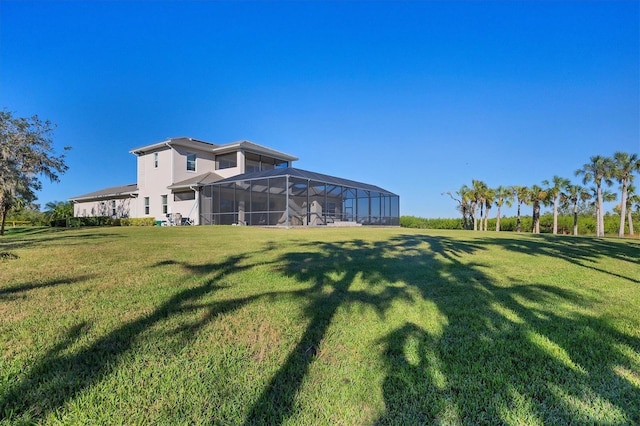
[{"x1": 1, "y1": 226, "x2": 639, "y2": 425}]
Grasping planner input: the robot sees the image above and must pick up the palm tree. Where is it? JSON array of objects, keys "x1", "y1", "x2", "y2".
[
  {"x1": 529, "y1": 185, "x2": 548, "y2": 234},
  {"x1": 542, "y1": 176, "x2": 570, "y2": 235},
  {"x1": 576, "y1": 155, "x2": 614, "y2": 237},
  {"x1": 444, "y1": 187, "x2": 473, "y2": 230},
  {"x1": 611, "y1": 152, "x2": 640, "y2": 238},
  {"x1": 513, "y1": 185, "x2": 529, "y2": 233},
  {"x1": 564, "y1": 183, "x2": 591, "y2": 235},
  {"x1": 494, "y1": 186, "x2": 514, "y2": 232},
  {"x1": 483, "y1": 187, "x2": 495, "y2": 231},
  {"x1": 44, "y1": 200, "x2": 73, "y2": 221},
  {"x1": 471, "y1": 180, "x2": 488, "y2": 231},
  {"x1": 588, "y1": 187, "x2": 616, "y2": 236},
  {"x1": 625, "y1": 184, "x2": 639, "y2": 236}
]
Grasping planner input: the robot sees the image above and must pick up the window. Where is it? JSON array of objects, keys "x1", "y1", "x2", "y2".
[
  {"x1": 174, "y1": 191, "x2": 195, "y2": 201},
  {"x1": 216, "y1": 152, "x2": 237, "y2": 169},
  {"x1": 111, "y1": 200, "x2": 116, "y2": 216},
  {"x1": 144, "y1": 197, "x2": 150, "y2": 215},
  {"x1": 154, "y1": 152, "x2": 159, "y2": 168},
  {"x1": 187, "y1": 153, "x2": 196, "y2": 172},
  {"x1": 161, "y1": 195, "x2": 168, "y2": 214},
  {"x1": 245, "y1": 152, "x2": 261, "y2": 173}
]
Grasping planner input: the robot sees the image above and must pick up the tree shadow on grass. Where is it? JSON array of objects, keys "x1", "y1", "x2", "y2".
[
  {"x1": 0, "y1": 228, "x2": 124, "y2": 252},
  {"x1": 243, "y1": 236, "x2": 484, "y2": 424},
  {"x1": 2, "y1": 231, "x2": 638, "y2": 423},
  {"x1": 244, "y1": 233, "x2": 639, "y2": 424},
  {"x1": 378, "y1": 234, "x2": 640, "y2": 424},
  {"x1": 376, "y1": 283, "x2": 640, "y2": 424},
  {"x1": 0, "y1": 274, "x2": 97, "y2": 300},
  {"x1": 0, "y1": 254, "x2": 258, "y2": 422},
  {"x1": 483, "y1": 234, "x2": 640, "y2": 284}
]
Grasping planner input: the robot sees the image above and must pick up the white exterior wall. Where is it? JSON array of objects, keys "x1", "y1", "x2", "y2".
[
  {"x1": 171, "y1": 197, "x2": 199, "y2": 224},
  {"x1": 73, "y1": 198, "x2": 136, "y2": 218},
  {"x1": 172, "y1": 145, "x2": 216, "y2": 183},
  {"x1": 135, "y1": 144, "x2": 212, "y2": 222},
  {"x1": 136, "y1": 147, "x2": 174, "y2": 221}
]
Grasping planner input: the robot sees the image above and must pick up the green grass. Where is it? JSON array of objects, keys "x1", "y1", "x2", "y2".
[{"x1": 1, "y1": 226, "x2": 639, "y2": 425}]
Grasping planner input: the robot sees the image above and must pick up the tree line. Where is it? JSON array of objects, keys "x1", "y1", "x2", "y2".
[
  {"x1": 0, "y1": 110, "x2": 69, "y2": 235},
  {"x1": 445, "y1": 152, "x2": 640, "y2": 238}
]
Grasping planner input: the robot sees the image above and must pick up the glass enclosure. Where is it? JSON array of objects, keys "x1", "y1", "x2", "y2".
[{"x1": 199, "y1": 170, "x2": 399, "y2": 226}]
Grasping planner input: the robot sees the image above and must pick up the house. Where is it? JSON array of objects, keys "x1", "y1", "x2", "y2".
[{"x1": 70, "y1": 137, "x2": 400, "y2": 226}]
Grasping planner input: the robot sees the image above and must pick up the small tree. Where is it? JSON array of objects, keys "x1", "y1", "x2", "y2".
[
  {"x1": 0, "y1": 110, "x2": 69, "y2": 235},
  {"x1": 44, "y1": 200, "x2": 74, "y2": 222},
  {"x1": 443, "y1": 188, "x2": 473, "y2": 230}
]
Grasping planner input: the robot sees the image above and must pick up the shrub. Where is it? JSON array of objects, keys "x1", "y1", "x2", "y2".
[
  {"x1": 120, "y1": 218, "x2": 156, "y2": 226},
  {"x1": 400, "y1": 216, "x2": 463, "y2": 229}
]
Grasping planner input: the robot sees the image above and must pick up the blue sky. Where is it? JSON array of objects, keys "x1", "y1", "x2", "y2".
[{"x1": 1, "y1": 1, "x2": 638, "y2": 218}]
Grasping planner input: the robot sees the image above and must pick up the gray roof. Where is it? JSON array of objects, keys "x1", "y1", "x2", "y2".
[
  {"x1": 69, "y1": 184, "x2": 138, "y2": 201},
  {"x1": 211, "y1": 167, "x2": 397, "y2": 195},
  {"x1": 130, "y1": 137, "x2": 218, "y2": 155},
  {"x1": 211, "y1": 140, "x2": 298, "y2": 161},
  {"x1": 130, "y1": 137, "x2": 298, "y2": 161},
  {"x1": 168, "y1": 172, "x2": 225, "y2": 190}
]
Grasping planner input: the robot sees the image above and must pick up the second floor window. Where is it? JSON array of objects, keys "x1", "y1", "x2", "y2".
[
  {"x1": 187, "y1": 153, "x2": 196, "y2": 172},
  {"x1": 144, "y1": 197, "x2": 149, "y2": 215},
  {"x1": 111, "y1": 200, "x2": 116, "y2": 216},
  {"x1": 216, "y1": 153, "x2": 237, "y2": 170},
  {"x1": 154, "y1": 152, "x2": 158, "y2": 168}
]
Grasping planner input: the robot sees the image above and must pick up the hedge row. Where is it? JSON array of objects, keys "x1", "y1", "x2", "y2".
[
  {"x1": 400, "y1": 214, "x2": 639, "y2": 235},
  {"x1": 51, "y1": 217, "x2": 157, "y2": 227}
]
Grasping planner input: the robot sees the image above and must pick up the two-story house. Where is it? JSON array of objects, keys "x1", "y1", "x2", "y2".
[{"x1": 70, "y1": 137, "x2": 399, "y2": 226}]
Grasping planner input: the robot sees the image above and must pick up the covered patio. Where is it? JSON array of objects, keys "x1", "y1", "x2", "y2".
[{"x1": 199, "y1": 168, "x2": 399, "y2": 226}]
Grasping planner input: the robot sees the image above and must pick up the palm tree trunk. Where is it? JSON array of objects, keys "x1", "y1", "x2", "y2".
[
  {"x1": 473, "y1": 203, "x2": 478, "y2": 231},
  {"x1": 597, "y1": 185, "x2": 604, "y2": 237},
  {"x1": 553, "y1": 197, "x2": 559, "y2": 235},
  {"x1": 496, "y1": 206, "x2": 501, "y2": 232},
  {"x1": 628, "y1": 209, "x2": 634, "y2": 236},
  {"x1": 619, "y1": 181, "x2": 627, "y2": 238},
  {"x1": 516, "y1": 203, "x2": 522, "y2": 232},
  {"x1": 573, "y1": 201, "x2": 579, "y2": 236}
]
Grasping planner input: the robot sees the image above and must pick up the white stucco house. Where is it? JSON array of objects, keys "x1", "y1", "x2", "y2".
[{"x1": 70, "y1": 137, "x2": 399, "y2": 226}]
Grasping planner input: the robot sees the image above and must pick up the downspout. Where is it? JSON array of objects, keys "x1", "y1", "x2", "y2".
[
  {"x1": 165, "y1": 141, "x2": 174, "y2": 221},
  {"x1": 129, "y1": 193, "x2": 137, "y2": 218},
  {"x1": 187, "y1": 185, "x2": 200, "y2": 225},
  {"x1": 165, "y1": 141, "x2": 174, "y2": 185}
]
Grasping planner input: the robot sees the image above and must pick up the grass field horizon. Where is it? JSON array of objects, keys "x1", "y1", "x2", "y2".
[{"x1": 1, "y1": 226, "x2": 639, "y2": 424}]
